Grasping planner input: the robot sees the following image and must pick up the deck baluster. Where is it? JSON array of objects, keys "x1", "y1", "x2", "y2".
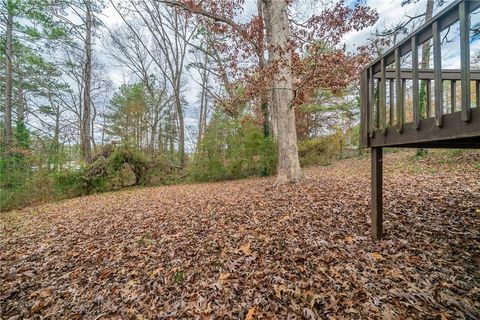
[
  {"x1": 433, "y1": 20, "x2": 443, "y2": 127},
  {"x1": 451, "y1": 80, "x2": 456, "y2": 113},
  {"x1": 426, "y1": 80, "x2": 431, "y2": 118},
  {"x1": 389, "y1": 79, "x2": 394, "y2": 126},
  {"x1": 376, "y1": 79, "x2": 380, "y2": 131},
  {"x1": 395, "y1": 48, "x2": 403, "y2": 132},
  {"x1": 412, "y1": 35, "x2": 420, "y2": 129},
  {"x1": 369, "y1": 67, "x2": 375, "y2": 137},
  {"x1": 460, "y1": 1, "x2": 471, "y2": 121},
  {"x1": 477, "y1": 80, "x2": 480, "y2": 109},
  {"x1": 402, "y1": 79, "x2": 406, "y2": 124},
  {"x1": 360, "y1": 71, "x2": 369, "y2": 146},
  {"x1": 380, "y1": 58, "x2": 387, "y2": 134}
]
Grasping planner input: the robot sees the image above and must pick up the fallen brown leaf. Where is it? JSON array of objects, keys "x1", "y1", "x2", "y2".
[{"x1": 245, "y1": 306, "x2": 255, "y2": 320}]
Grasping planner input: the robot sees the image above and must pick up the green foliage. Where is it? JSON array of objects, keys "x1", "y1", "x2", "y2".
[
  {"x1": 0, "y1": 151, "x2": 60, "y2": 211},
  {"x1": 145, "y1": 155, "x2": 185, "y2": 186},
  {"x1": 4, "y1": 0, "x2": 72, "y2": 44},
  {"x1": 53, "y1": 170, "x2": 84, "y2": 198},
  {"x1": 298, "y1": 132, "x2": 344, "y2": 167},
  {"x1": 14, "y1": 120, "x2": 29, "y2": 150},
  {"x1": 189, "y1": 113, "x2": 277, "y2": 182},
  {"x1": 415, "y1": 148, "x2": 428, "y2": 157},
  {"x1": 349, "y1": 125, "x2": 360, "y2": 147},
  {"x1": 106, "y1": 84, "x2": 148, "y2": 145},
  {"x1": 449, "y1": 149, "x2": 464, "y2": 157},
  {"x1": 0, "y1": 124, "x2": 77, "y2": 211},
  {"x1": 79, "y1": 143, "x2": 150, "y2": 193},
  {"x1": 83, "y1": 159, "x2": 110, "y2": 193},
  {"x1": 419, "y1": 80, "x2": 427, "y2": 120},
  {"x1": 107, "y1": 144, "x2": 149, "y2": 185},
  {"x1": 38, "y1": 143, "x2": 151, "y2": 203},
  {"x1": 0, "y1": 141, "x2": 188, "y2": 211},
  {"x1": 0, "y1": 120, "x2": 33, "y2": 210},
  {"x1": 298, "y1": 89, "x2": 359, "y2": 138},
  {"x1": 173, "y1": 271, "x2": 185, "y2": 283}
]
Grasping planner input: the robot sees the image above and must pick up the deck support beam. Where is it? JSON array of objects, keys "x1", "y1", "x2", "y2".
[{"x1": 371, "y1": 147, "x2": 383, "y2": 240}]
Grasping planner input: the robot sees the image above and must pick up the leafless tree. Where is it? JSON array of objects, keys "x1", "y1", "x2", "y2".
[{"x1": 111, "y1": 0, "x2": 198, "y2": 167}]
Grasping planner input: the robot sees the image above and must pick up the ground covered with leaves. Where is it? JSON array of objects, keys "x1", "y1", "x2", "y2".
[{"x1": 1, "y1": 150, "x2": 479, "y2": 319}]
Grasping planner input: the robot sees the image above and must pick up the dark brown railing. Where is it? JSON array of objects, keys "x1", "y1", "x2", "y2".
[{"x1": 360, "y1": 0, "x2": 480, "y2": 148}]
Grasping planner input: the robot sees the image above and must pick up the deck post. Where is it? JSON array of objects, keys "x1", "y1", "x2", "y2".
[{"x1": 371, "y1": 147, "x2": 383, "y2": 240}]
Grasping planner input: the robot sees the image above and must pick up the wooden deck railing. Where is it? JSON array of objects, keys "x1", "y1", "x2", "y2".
[
  {"x1": 360, "y1": 0, "x2": 480, "y2": 240},
  {"x1": 360, "y1": 0, "x2": 480, "y2": 149}
]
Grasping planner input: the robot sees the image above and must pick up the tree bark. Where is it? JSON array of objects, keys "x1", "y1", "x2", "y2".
[
  {"x1": 175, "y1": 88, "x2": 185, "y2": 166},
  {"x1": 262, "y1": 0, "x2": 304, "y2": 184},
  {"x1": 3, "y1": 0, "x2": 14, "y2": 150},
  {"x1": 16, "y1": 77, "x2": 25, "y2": 125},
  {"x1": 48, "y1": 93, "x2": 60, "y2": 171},
  {"x1": 257, "y1": 0, "x2": 269, "y2": 138},
  {"x1": 197, "y1": 48, "x2": 209, "y2": 151},
  {"x1": 421, "y1": 0, "x2": 434, "y2": 70},
  {"x1": 80, "y1": 0, "x2": 93, "y2": 163}
]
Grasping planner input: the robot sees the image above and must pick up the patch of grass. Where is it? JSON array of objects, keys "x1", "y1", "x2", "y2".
[
  {"x1": 449, "y1": 149, "x2": 464, "y2": 157},
  {"x1": 173, "y1": 271, "x2": 185, "y2": 283},
  {"x1": 0, "y1": 210, "x2": 27, "y2": 238},
  {"x1": 415, "y1": 149, "x2": 429, "y2": 158},
  {"x1": 136, "y1": 231, "x2": 155, "y2": 247},
  {"x1": 384, "y1": 147, "x2": 402, "y2": 154}
]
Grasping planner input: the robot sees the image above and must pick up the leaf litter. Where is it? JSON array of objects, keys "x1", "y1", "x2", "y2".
[{"x1": 1, "y1": 150, "x2": 479, "y2": 319}]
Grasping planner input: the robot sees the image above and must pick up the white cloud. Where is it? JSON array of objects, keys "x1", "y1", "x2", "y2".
[{"x1": 343, "y1": 0, "x2": 429, "y2": 51}]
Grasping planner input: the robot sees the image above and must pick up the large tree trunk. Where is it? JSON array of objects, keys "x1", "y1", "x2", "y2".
[
  {"x1": 3, "y1": 1, "x2": 14, "y2": 150},
  {"x1": 80, "y1": 0, "x2": 92, "y2": 163},
  {"x1": 262, "y1": 0, "x2": 304, "y2": 184}
]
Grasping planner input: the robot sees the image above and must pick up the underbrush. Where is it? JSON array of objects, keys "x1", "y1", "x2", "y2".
[
  {"x1": 298, "y1": 133, "x2": 345, "y2": 167},
  {"x1": 0, "y1": 144, "x2": 184, "y2": 212},
  {"x1": 188, "y1": 115, "x2": 277, "y2": 182}
]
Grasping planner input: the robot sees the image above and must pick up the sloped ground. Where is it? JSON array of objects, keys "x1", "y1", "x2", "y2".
[{"x1": 1, "y1": 150, "x2": 479, "y2": 319}]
